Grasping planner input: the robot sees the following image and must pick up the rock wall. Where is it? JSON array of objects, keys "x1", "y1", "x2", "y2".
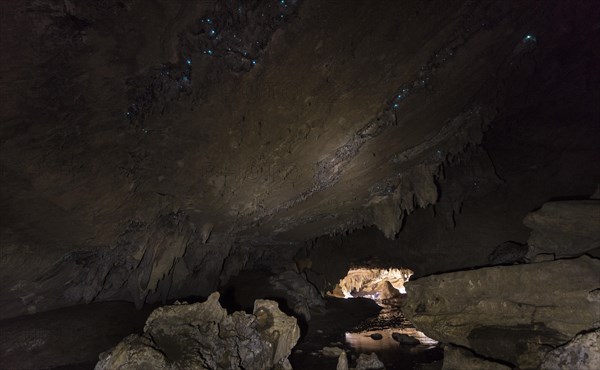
[{"x1": 402, "y1": 199, "x2": 600, "y2": 369}]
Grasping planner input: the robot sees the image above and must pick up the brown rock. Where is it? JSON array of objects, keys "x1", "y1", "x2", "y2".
[
  {"x1": 403, "y1": 256, "x2": 600, "y2": 369},
  {"x1": 95, "y1": 292, "x2": 300, "y2": 370},
  {"x1": 355, "y1": 352, "x2": 385, "y2": 370},
  {"x1": 540, "y1": 329, "x2": 600, "y2": 370}
]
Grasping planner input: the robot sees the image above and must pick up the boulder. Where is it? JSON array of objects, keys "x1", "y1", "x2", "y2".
[
  {"x1": 524, "y1": 200, "x2": 600, "y2": 259},
  {"x1": 540, "y1": 329, "x2": 600, "y2": 370},
  {"x1": 442, "y1": 345, "x2": 510, "y2": 370},
  {"x1": 355, "y1": 352, "x2": 385, "y2": 370},
  {"x1": 95, "y1": 292, "x2": 300, "y2": 370},
  {"x1": 403, "y1": 256, "x2": 600, "y2": 369},
  {"x1": 391, "y1": 332, "x2": 420, "y2": 345},
  {"x1": 269, "y1": 271, "x2": 326, "y2": 321}
]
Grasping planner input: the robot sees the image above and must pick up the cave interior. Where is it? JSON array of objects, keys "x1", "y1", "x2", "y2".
[{"x1": 1, "y1": 1, "x2": 599, "y2": 369}]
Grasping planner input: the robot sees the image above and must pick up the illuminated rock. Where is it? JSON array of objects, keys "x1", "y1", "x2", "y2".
[
  {"x1": 332, "y1": 268, "x2": 413, "y2": 302},
  {"x1": 336, "y1": 351, "x2": 349, "y2": 370},
  {"x1": 95, "y1": 292, "x2": 300, "y2": 370}
]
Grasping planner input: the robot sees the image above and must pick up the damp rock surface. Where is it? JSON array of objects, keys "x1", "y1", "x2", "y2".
[
  {"x1": 95, "y1": 292, "x2": 300, "y2": 370},
  {"x1": 355, "y1": 352, "x2": 385, "y2": 370},
  {"x1": 540, "y1": 329, "x2": 600, "y2": 370},
  {"x1": 403, "y1": 256, "x2": 600, "y2": 369}
]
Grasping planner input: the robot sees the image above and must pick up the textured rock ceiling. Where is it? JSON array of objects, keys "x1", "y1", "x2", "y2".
[{"x1": 1, "y1": 0, "x2": 598, "y2": 318}]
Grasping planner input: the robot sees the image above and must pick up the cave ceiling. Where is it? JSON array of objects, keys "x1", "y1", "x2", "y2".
[
  {"x1": 1, "y1": 0, "x2": 587, "y2": 317},
  {"x1": 1, "y1": 0, "x2": 541, "y2": 244}
]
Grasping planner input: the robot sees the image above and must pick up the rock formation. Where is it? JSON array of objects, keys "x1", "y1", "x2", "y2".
[
  {"x1": 336, "y1": 351, "x2": 349, "y2": 370},
  {"x1": 355, "y1": 353, "x2": 385, "y2": 370},
  {"x1": 524, "y1": 200, "x2": 600, "y2": 259},
  {"x1": 540, "y1": 329, "x2": 600, "y2": 370},
  {"x1": 95, "y1": 292, "x2": 300, "y2": 370},
  {"x1": 268, "y1": 270, "x2": 325, "y2": 321},
  {"x1": 403, "y1": 256, "x2": 600, "y2": 368}
]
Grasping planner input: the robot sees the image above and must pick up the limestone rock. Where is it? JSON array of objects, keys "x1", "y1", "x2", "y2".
[
  {"x1": 254, "y1": 299, "x2": 301, "y2": 365},
  {"x1": 268, "y1": 271, "x2": 325, "y2": 321},
  {"x1": 380, "y1": 281, "x2": 402, "y2": 300},
  {"x1": 442, "y1": 345, "x2": 510, "y2": 370},
  {"x1": 320, "y1": 346, "x2": 344, "y2": 357},
  {"x1": 337, "y1": 351, "x2": 349, "y2": 370},
  {"x1": 95, "y1": 334, "x2": 170, "y2": 370},
  {"x1": 355, "y1": 353, "x2": 385, "y2": 370},
  {"x1": 95, "y1": 292, "x2": 300, "y2": 370},
  {"x1": 403, "y1": 256, "x2": 600, "y2": 369},
  {"x1": 524, "y1": 200, "x2": 600, "y2": 259},
  {"x1": 540, "y1": 329, "x2": 600, "y2": 370}
]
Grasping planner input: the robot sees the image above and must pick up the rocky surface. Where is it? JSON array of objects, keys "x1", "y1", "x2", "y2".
[
  {"x1": 337, "y1": 351, "x2": 349, "y2": 370},
  {"x1": 95, "y1": 292, "x2": 300, "y2": 370},
  {"x1": 540, "y1": 329, "x2": 600, "y2": 370},
  {"x1": 403, "y1": 256, "x2": 600, "y2": 369},
  {"x1": 3, "y1": 0, "x2": 599, "y2": 320},
  {"x1": 0, "y1": 0, "x2": 598, "y2": 368},
  {"x1": 268, "y1": 270, "x2": 325, "y2": 321},
  {"x1": 442, "y1": 345, "x2": 510, "y2": 370},
  {"x1": 320, "y1": 346, "x2": 344, "y2": 357},
  {"x1": 524, "y1": 201, "x2": 600, "y2": 259},
  {"x1": 355, "y1": 353, "x2": 385, "y2": 370}
]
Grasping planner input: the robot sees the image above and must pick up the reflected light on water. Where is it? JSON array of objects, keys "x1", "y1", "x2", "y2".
[{"x1": 345, "y1": 328, "x2": 438, "y2": 353}]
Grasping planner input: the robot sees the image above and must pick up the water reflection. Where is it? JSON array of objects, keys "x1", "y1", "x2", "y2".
[
  {"x1": 345, "y1": 328, "x2": 438, "y2": 353},
  {"x1": 343, "y1": 303, "x2": 442, "y2": 369}
]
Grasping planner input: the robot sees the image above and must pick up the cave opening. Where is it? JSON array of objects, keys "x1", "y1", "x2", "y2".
[{"x1": 322, "y1": 267, "x2": 442, "y2": 368}]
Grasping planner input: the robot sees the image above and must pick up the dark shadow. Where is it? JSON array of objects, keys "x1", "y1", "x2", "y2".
[
  {"x1": 219, "y1": 286, "x2": 245, "y2": 313},
  {"x1": 167, "y1": 294, "x2": 208, "y2": 305},
  {"x1": 546, "y1": 195, "x2": 596, "y2": 202}
]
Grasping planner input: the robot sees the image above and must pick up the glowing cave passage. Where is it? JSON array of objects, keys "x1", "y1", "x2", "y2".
[{"x1": 328, "y1": 268, "x2": 414, "y2": 303}]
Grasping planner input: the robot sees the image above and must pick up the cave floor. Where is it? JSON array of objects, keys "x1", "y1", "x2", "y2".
[{"x1": 289, "y1": 297, "x2": 443, "y2": 370}]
